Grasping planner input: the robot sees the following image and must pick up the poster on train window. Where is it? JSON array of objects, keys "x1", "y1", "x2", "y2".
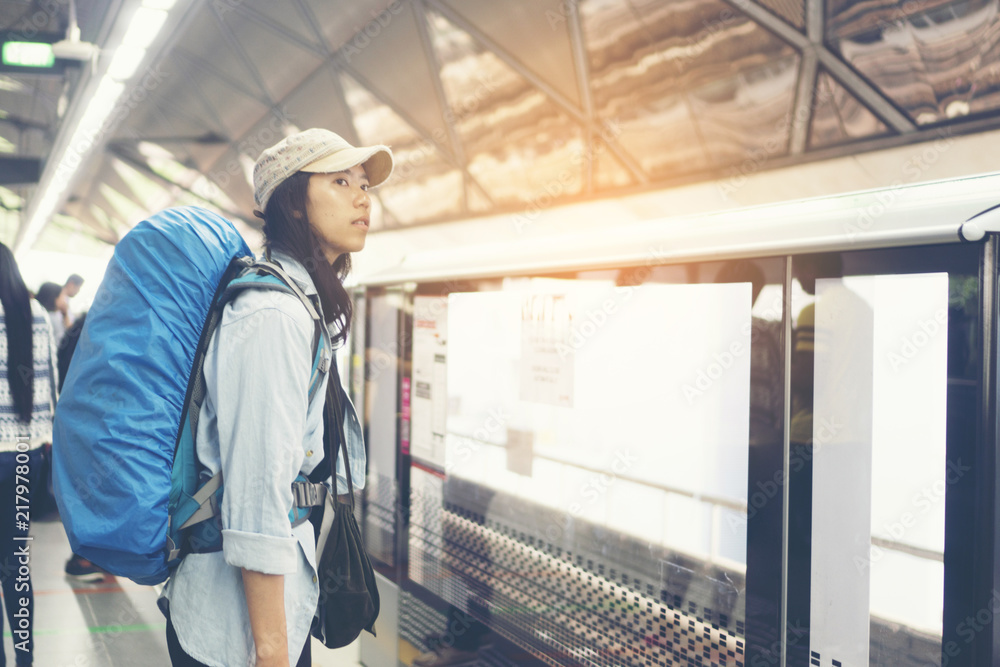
[
  {"x1": 410, "y1": 296, "x2": 449, "y2": 466},
  {"x1": 445, "y1": 281, "x2": 752, "y2": 559},
  {"x1": 519, "y1": 294, "x2": 574, "y2": 408}
]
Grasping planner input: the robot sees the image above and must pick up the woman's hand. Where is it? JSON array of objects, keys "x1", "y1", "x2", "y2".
[{"x1": 242, "y1": 568, "x2": 290, "y2": 667}]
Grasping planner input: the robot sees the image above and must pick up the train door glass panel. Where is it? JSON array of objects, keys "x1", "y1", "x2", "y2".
[
  {"x1": 364, "y1": 290, "x2": 403, "y2": 568},
  {"x1": 788, "y1": 245, "x2": 980, "y2": 667},
  {"x1": 349, "y1": 289, "x2": 367, "y2": 418},
  {"x1": 426, "y1": 257, "x2": 786, "y2": 666},
  {"x1": 445, "y1": 280, "x2": 750, "y2": 555}
]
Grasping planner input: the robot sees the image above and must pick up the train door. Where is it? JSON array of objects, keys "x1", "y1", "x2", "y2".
[
  {"x1": 786, "y1": 242, "x2": 986, "y2": 667},
  {"x1": 356, "y1": 286, "x2": 408, "y2": 666}
]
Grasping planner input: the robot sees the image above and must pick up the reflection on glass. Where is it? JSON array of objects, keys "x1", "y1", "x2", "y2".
[
  {"x1": 363, "y1": 293, "x2": 402, "y2": 566},
  {"x1": 339, "y1": 73, "x2": 463, "y2": 226},
  {"x1": 445, "y1": 279, "x2": 751, "y2": 565},
  {"x1": 798, "y1": 268, "x2": 948, "y2": 666},
  {"x1": 757, "y1": 0, "x2": 806, "y2": 29},
  {"x1": 829, "y1": 0, "x2": 1000, "y2": 125},
  {"x1": 578, "y1": 0, "x2": 798, "y2": 179},
  {"x1": 442, "y1": 276, "x2": 755, "y2": 664},
  {"x1": 425, "y1": 10, "x2": 584, "y2": 207},
  {"x1": 809, "y1": 71, "x2": 890, "y2": 149}
]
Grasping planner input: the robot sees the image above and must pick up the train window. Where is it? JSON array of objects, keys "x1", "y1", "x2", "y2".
[
  {"x1": 398, "y1": 242, "x2": 983, "y2": 666},
  {"x1": 361, "y1": 289, "x2": 406, "y2": 569},
  {"x1": 788, "y1": 244, "x2": 981, "y2": 667},
  {"x1": 404, "y1": 258, "x2": 787, "y2": 665}
]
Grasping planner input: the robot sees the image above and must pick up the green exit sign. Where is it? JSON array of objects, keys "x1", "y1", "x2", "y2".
[{"x1": 2, "y1": 42, "x2": 55, "y2": 68}]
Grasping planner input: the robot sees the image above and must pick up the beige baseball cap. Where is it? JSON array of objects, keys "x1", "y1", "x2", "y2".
[{"x1": 253, "y1": 128, "x2": 393, "y2": 213}]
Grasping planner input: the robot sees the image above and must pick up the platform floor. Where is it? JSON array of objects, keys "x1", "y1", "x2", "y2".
[{"x1": 1, "y1": 515, "x2": 362, "y2": 667}]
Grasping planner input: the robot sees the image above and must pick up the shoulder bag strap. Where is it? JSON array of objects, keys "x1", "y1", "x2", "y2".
[{"x1": 326, "y1": 357, "x2": 355, "y2": 504}]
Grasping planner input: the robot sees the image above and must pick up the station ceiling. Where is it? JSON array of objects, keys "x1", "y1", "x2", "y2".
[{"x1": 1, "y1": 0, "x2": 999, "y2": 256}]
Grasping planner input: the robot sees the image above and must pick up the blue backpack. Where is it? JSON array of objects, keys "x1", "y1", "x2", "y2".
[{"x1": 52, "y1": 206, "x2": 329, "y2": 586}]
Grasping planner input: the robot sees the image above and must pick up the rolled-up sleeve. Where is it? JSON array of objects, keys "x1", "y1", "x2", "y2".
[{"x1": 208, "y1": 295, "x2": 315, "y2": 575}]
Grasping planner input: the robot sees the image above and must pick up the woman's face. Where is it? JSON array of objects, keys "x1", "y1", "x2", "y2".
[{"x1": 305, "y1": 164, "x2": 371, "y2": 262}]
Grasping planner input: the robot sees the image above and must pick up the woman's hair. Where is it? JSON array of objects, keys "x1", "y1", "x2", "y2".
[
  {"x1": 259, "y1": 170, "x2": 353, "y2": 346},
  {"x1": 35, "y1": 282, "x2": 62, "y2": 312},
  {"x1": 0, "y1": 243, "x2": 34, "y2": 422}
]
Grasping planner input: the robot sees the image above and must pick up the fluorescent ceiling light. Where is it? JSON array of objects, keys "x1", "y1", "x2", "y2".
[
  {"x1": 73, "y1": 77, "x2": 125, "y2": 142},
  {"x1": 123, "y1": 7, "x2": 168, "y2": 48},
  {"x1": 107, "y1": 44, "x2": 146, "y2": 80},
  {"x1": 16, "y1": 0, "x2": 185, "y2": 257}
]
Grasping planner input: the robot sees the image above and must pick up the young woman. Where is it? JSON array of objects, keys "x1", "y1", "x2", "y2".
[
  {"x1": 0, "y1": 242, "x2": 58, "y2": 667},
  {"x1": 161, "y1": 129, "x2": 392, "y2": 667}
]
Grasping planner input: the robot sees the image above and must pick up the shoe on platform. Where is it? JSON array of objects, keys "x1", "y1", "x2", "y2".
[
  {"x1": 412, "y1": 646, "x2": 479, "y2": 667},
  {"x1": 64, "y1": 555, "x2": 106, "y2": 582}
]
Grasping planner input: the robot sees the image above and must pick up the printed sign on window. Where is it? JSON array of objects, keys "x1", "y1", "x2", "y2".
[{"x1": 520, "y1": 294, "x2": 574, "y2": 408}]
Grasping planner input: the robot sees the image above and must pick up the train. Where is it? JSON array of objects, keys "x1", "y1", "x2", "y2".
[{"x1": 340, "y1": 172, "x2": 1000, "y2": 667}]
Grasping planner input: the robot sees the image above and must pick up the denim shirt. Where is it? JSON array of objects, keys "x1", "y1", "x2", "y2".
[{"x1": 160, "y1": 252, "x2": 366, "y2": 667}]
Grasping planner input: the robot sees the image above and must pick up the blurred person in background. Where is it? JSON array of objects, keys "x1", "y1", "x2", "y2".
[
  {"x1": 33, "y1": 282, "x2": 67, "y2": 349},
  {"x1": 59, "y1": 275, "x2": 84, "y2": 328},
  {"x1": 0, "y1": 242, "x2": 58, "y2": 667}
]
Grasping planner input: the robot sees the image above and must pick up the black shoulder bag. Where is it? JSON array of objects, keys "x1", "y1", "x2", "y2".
[{"x1": 311, "y1": 375, "x2": 380, "y2": 648}]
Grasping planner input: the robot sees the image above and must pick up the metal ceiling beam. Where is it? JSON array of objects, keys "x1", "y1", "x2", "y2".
[
  {"x1": 298, "y1": 0, "x2": 493, "y2": 209},
  {"x1": 84, "y1": 192, "x2": 129, "y2": 242},
  {"x1": 788, "y1": 0, "x2": 823, "y2": 154},
  {"x1": 411, "y1": 0, "x2": 469, "y2": 212},
  {"x1": 286, "y1": 0, "x2": 367, "y2": 147},
  {"x1": 334, "y1": 63, "x2": 453, "y2": 163},
  {"x1": 806, "y1": 0, "x2": 823, "y2": 40},
  {"x1": 143, "y1": 102, "x2": 205, "y2": 171},
  {"x1": 153, "y1": 95, "x2": 229, "y2": 148},
  {"x1": 107, "y1": 143, "x2": 251, "y2": 223},
  {"x1": 566, "y1": 0, "x2": 595, "y2": 192},
  {"x1": 816, "y1": 50, "x2": 914, "y2": 133},
  {"x1": 176, "y1": 56, "x2": 231, "y2": 138},
  {"x1": 230, "y1": 3, "x2": 326, "y2": 59},
  {"x1": 426, "y1": 0, "x2": 580, "y2": 118},
  {"x1": 61, "y1": 204, "x2": 121, "y2": 245},
  {"x1": 209, "y1": 1, "x2": 276, "y2": 108},
  {"x1": 172, "y1": 49, "x2": 271, "y2": 107},
  {"x1": 723, "y1": 0, "x2": 914, "y2": 135},
  {"x1": 292, "y1": 0, "x2": 333, "y2": 56},
  {"x1": 425, "y1": 0, "x2": 647, "y2": 186},
  {"x1": 335, "y1": 58, "x2": 492, "y2": 196},
  {"x1": 789, "y1": 48, "x2": 818, "y2": 155},
  {"x1": 0, "y1": 113, "x2": 50, "y2": 133},
  {"x1": 202, "y1": 7, "x2": 307, "y2": 138},
  {"x1": 323, "y1": 62, "x2": 364, "y2": 147}
]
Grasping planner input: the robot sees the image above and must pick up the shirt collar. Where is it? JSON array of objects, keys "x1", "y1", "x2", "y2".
[{"x1": 267, "y1": 249, "x2": 318, "y2": 297}]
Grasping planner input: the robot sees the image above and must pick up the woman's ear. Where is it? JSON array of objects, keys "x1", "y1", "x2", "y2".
[{"x1": 291, "y1": 209, "x2": 304, "y2": 219}]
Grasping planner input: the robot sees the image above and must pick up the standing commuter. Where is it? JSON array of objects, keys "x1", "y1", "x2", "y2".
[
  {"x1": 33, "y1": 282, "x2": 66, "y2": 348},
  {"x1": 159, "y1": 129, "x2": 392, "y2": 667},
  {"x1": 58, "y1": 275, "x2": 84, "y2": 329},
  {"x1": 0, "y1": 243, "x2": 58, "y2": 667}
]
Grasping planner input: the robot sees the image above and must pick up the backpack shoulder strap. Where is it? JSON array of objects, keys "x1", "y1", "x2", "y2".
[
  {"x1": 169, "y1": 259, "x2": 331, "y2": 563},
  {"x1": 224, "y1": 261, "x2": 330, "y2": 400}
]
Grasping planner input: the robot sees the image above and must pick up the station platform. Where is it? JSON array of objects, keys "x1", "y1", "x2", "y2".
[{"x1": 4, "y1": 515, "x2": 363, "y2": 667}]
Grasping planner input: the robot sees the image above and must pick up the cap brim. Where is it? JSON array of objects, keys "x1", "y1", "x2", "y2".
[{"x1": 300, "y1": 145, "x2": 394, "y2": 188}]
